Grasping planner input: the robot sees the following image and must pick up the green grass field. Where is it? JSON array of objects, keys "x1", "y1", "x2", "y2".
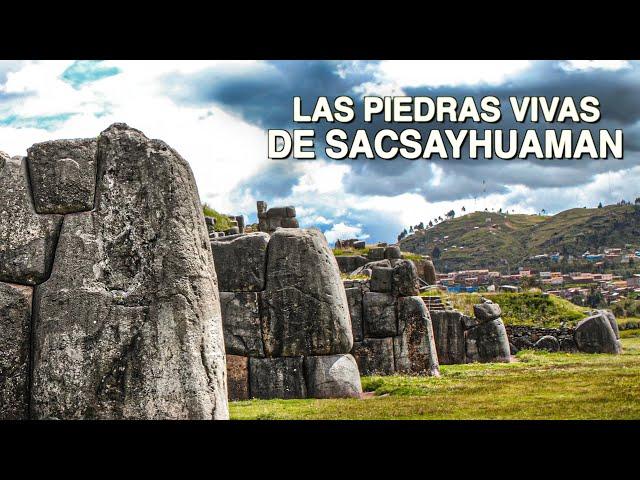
[{"x1": 229, "y1": 336, "x2": 640, "y2": 420}]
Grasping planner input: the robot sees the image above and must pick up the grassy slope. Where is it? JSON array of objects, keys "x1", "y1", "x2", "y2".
[
  {"x1": 445, "y1": 291, "x2": 588, "y2": 328},
  {"x1": 202, "y1": 204, "x2": 232, "y2": 232},
  {"x1": 230, "y1": 337, "x2": 640, "y2": 420},
  {"x1": 399, "y1": 204, "x2": 640, "y2": 272}
]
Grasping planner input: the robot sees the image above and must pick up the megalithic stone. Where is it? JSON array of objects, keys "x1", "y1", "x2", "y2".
[
  {"x1": 0, "y1": 154, "x2": 63, "y2": 285},
  {"x1": 31, "y1": 124, "x2": 229, "y2": 419}
]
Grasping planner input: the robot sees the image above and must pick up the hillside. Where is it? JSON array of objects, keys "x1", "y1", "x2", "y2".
[{"x1": 399, "y1": 204, "x2": 640, "y2": 273}]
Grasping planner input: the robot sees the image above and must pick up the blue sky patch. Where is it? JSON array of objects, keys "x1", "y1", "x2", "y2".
[
  {"x1": 61, "y1": 61, "x2": 121, "y2": 89},
  {"x1": 0, "y1": 113, "x2": 76, "y2": 131}
]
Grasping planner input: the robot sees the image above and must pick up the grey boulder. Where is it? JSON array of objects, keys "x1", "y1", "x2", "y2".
[
  {"x1": 574, "y1": 314, "x2": 621, "y2": 354},
  {"x1": 304, "y1": 354, "x2": 362, "y2": 398},
  {"x1": 345, "y1": 287, "x2": 364, "y2": 342},
  {"x1": 473, "y1": 301, "x2": 502, "y2": 322},
  {"x1": 465, "y1": 318, "x2": 511, "y2": 363},
  {"x1": 261, "y1": 228, "x2": 352, "y2": 356}
]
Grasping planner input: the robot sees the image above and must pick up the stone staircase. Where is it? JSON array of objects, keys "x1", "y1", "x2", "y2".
[{"x1": 422, "y1": 295, "x2": 446, "y2": 313}]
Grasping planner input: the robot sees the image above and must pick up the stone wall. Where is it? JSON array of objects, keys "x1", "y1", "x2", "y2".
[
  {"x1": 212, "y1": 228, "x2": 362, "y2": 400},
  {"x1": 344, "y1": 260, "x2": 440, "y2": 376},
  {"x1": 257, "y1": 200, "x2": 299, "y2": 234},
  {"x1": 0, "y1": 124, "x2": 229, "y2": 420},
  {"x1": 506, "y1": 325, "x2": 577, "y2": 352}
]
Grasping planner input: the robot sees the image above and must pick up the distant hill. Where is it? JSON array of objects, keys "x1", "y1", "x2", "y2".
[{"x1": 399, "y1": 204, "x2": 640, "y2": 273}]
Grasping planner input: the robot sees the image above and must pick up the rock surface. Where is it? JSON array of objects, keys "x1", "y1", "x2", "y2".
[
  {"x1": 0, "y1": 282, "x2": 32, "y2": 419},
  {"x1": 211, "y1": 232, "x2": 269, "y2": 292},
  {"x1": 345, "y1": 287, "x2": 364, "y2": 342},
  {"x1": 430, "y1": 310, "x2": 467, "y2": 364},
  {"x1": 473, "y1": 301, "x2": 502, "y2": 322},
  {"x1": 394, "y1": 296, "x2": 439, "y2": 375},
  {"x1": 0, "y1": 155, "x2": 63, "y2": 285},
  {"x1": 370, "y1": 266, "x2": 393, "y2": 293},
  {"x1": 352, "y1": 338, "x2": 395, "y2": 375},
  {"x1": 220, "y1": 292, "x2": 264, "y2": 357},
  {"x1": 261, "y1": 228, "x2": 352, "y2": 356},
  {"x1": 249, "y1": 357, "x2": 306, "y2": 399},
  {"x1": 27, "y1": 138, "x2": 97, "y2": 214},
  {"x1": 391, "y1": 260, "x2": 420, "y2": 296},
  {"x1": 574, "y1": 314, "x2": 621, "y2": 354},
  {"x1": 31, "y1": 124, "x2": 228, "y2": 420},
  {"x1": 363, "y1": 292, "x2": 397, "y2": 337},
  {"x1": 465, "y1": 318, "x2": 511, "y2": 363},
  {"x1": 304, "y1": 354, "x2": 362, "y2": 398}
]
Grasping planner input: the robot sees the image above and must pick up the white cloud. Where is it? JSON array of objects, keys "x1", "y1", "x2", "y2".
[
  {"x1": 323, "y1": 222, "x2": 369, "y2": 244},
  {"x1": 562, "y1": 60, "x2": 631, "y2": 72},
  {"x1": 376, "y1": 60, "x2": 532, "y2": 89}
]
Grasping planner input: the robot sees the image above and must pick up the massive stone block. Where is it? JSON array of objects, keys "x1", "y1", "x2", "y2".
[
  {"x1": 27, "y1": 138, "x2": 97, "y2": 214},
  {"x1": 574, "y1": 314, "x2": 621, "y2": 354},
  {"x1": 0, "y1": 282, "x2": 32, "y2": 419},
  {"x1": 430, "y1": 310, "x2": 467, "y2": 364},
  {"x1": 363, "y1": 292, "x2": 397, "y2": 337},
  {"x1": 249, "y1": 356, "x2": 306, "y2": 399},
  {"x1": 465, "y1": 318, "x2": 511, "y2": 363},
  {"x1": 352, "y1": 338, "x2": 395, "y2": 375},
  {"x1": 261, "y1": 228, "x2": 352, "y2": 357},
  {"x1": 345, "y1": 287, "x2": 364, "y2": 342},
  {"x1": 391, "y1": 260, "x2": 420, "y2": 297},
  {"x1": 0, "y1": 155, "x2": 63, "y2": 285},
  {"x1": 211, "y1": 232, "x2": 269, "y2": 292},
  {"x1": 31, "y1": 124, "x2": 228, "y2": 420},
  {"x1": 220, "y1": 291, "x2": 264, "y2": 357},
  {"x1": 304, "y1": 354, "x2": 362, "y2": 398},
  {"x1": 394, "y1": 296, "x2": 439, "y2": 376}
]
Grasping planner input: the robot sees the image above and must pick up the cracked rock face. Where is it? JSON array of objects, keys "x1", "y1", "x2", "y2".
[
  {"x1": 261, "y1": 228, "x2": 352, "y2": 357},
  {"x1": 0, "y1": 282, "x2": 32, "y2": 419},
  {"x1": 30, "y1": 124, "x2": 228, "y2": 419},
  {"x1": 0, "y1": 155, "x2": 63, "y2": 285},
  {"x1": 27, "y1": 138, "x2": 97, "y2": 214}
]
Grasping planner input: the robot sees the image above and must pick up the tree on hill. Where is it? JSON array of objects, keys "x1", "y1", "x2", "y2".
[
  {"x1": 635, "y1": 197, "x2": 640, "y2": 205},
  {"x1": 432, "y1": 246, "x2": 441, "y2": 259},
  {"x1": 428, "y1": 220, "x2": 433, "y2": 227},
  {"x1": 446, "y1": 209, "x2": 455, "y2": 220},
  {"x1": 462, "y1": 206, "x2": 466, "y2": 212},
  {"x1": 417, "y1": 221, "x2": 424, "y2": 230},
  {"x1": 409, "y1": 226, "x2": 413, "y2": 232}
]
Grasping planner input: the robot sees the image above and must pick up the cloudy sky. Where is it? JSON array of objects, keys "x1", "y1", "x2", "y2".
[{"x1": 1, "y1": 60, "x2": 638, "y2": 243}]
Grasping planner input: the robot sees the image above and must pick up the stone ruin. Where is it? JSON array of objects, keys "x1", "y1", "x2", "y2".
[
  {"x1": 430, "y1": 300, "x2": 511, "y2": 364},
  {"x1": 344, "y1": 259, "x2": 440, "y2": 376},
  {"x1": 205, "y1": 213, "x2": 245, "y2": 238},
  {"x1": 0, "y1": 124, "x2": 228, "y2": 420},
  {"x1": 211, "y1": 228, "x2": 362, "y2": 400},
  {"x1": 257, "y1": 200, "x2": 299, "y2": 234}
]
